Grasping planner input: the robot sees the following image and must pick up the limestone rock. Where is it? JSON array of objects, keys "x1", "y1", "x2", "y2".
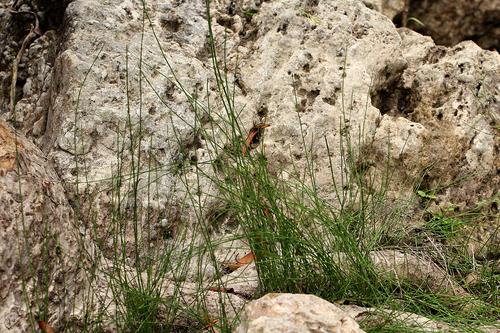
[
  {"x1": 220, "y1": 262, "x2": 259, "y2": 299},
  {"x1": 342, "y1": 304, "x2": 500, "y2": 332},
  {"x1": 2, "y1": 0, "x2": 500, "y2": 329},
  {"x1": 235, "y1": 293, "x2": 365, "y2": 333},
  {"x1": 369, "y1": 250, "x2": 474, "y2": 310},
  {"x1": 372, "y1": 28, "x2": 500, "y2": 257},
  {"x1": 1, "y1": 0, "x2": 498, "y2": 259},
  {"x1": 35, "y1": 0, "x2": 217, "y2": 258},
  {"x1": 237, "y1": 0, "x2": 406, "y2": 205},
  {"x1": 89, "y1": 257, "x2": 249, "y2": 331},
  {"x1": 0, "y1": 119, "x2": 82, "y2": 333},
  {"x1": 342, "y1": 304, "x2": 452, "y2": 331}
]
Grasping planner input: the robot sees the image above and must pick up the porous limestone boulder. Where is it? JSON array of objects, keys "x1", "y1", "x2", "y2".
[
  {"x1": 0, "y1": 0, "x2": 70, "y2": 117},
  {"x1": 235, "y1": 0, "x2": 407, "y2": 204},
  {"x1": 229, "y1": 0, "x2": 500, "y2": 257},
  {"x1": 0, "y1": 119, "x2": 83, "y2": 333},
  {"x1": 342, "y1": 304, "x2": 500, "y2": 332},
  {"x1": 369, "y1": 28, "x2": 500, "y2": 257},
  {"x1": 1, "y1": 0, "x2": 410, "y2": 259},
  {"x1": 1, "y1": 0, "x2": 500, "y2": 329},
  {"x1": 235, "y1": 293, "x2": 365, "y2": 333},
  {"x1": 25, "y1": 0, "x2": 219, "y2": 258},
  {"x1": 2, "y1": 0, "x2": 500, "y2": 303}
]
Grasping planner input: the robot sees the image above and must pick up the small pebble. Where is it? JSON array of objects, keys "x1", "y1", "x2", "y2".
[{"x1": 203, "y1": 265, "x2": 216, "y2": 281}]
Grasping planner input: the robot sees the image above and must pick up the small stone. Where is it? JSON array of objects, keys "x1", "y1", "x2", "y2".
[
  {"x1": 202, "y1": 264, "x2": 216, "y2": 281},
  {"x1": 28, "y1": 44, "x2": 43, "y2": 57},
  {"x1": 33, "y1": 116, "x2": 46, "y2": 137},
  {"x1": 235, "y1": 293, "x2": 365, "y2": 333}
]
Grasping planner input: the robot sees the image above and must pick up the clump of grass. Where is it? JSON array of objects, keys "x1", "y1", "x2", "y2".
[{"x1": 12, "y1": 0, "x2": 500, "y2": 332}]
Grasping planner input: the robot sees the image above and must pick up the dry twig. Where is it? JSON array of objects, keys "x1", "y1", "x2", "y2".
[{"x1": 10, "y1": 10, "x2": 40, "y2": 114}]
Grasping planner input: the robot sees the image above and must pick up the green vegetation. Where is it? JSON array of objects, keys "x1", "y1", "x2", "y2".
[
  {"x1": 10, "y1": 1, "x2": 500, "y2": 332},
  {"x1": 406, "y1": 17, "x2": 425, "y2": 28}
]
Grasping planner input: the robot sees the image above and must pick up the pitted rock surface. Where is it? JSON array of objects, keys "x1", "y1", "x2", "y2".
[
  {"x1": 235, "y1": 293, "x2": 365, "y2": 333},
  {"x1": 0, "y1": 119, "x2": 82, "y2": 333},
  {"x1": 0, "y1": 0, "x2": 500, "y2": 330}
]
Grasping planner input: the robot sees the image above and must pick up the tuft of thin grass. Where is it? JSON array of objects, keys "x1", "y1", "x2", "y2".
[{"x1": 13, "y1": 1, "x2": 500, "y2": 332}]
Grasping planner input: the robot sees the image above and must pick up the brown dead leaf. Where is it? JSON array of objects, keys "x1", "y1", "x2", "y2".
[
  {"x1": 209, "y1": 287, "x2": 235, "y2": 293},
  {"x1": 261, "y1": 208, "x2": 271, "y2": 218},
  {"x1": 242, "y1": 123, "x2": 270, "y2": 155},
  {"x1": 203, "y1": 309, "x2": 220, "y2": 333},
  {"x1": 224, "y1": 252, "x2": 255, "y2": 271},
  {"x1": 237, "y1": 252, "x2": 255, "y2": 265},
  {"x1": 38, "y1": 321, "x2": 55, "y2": 333}
]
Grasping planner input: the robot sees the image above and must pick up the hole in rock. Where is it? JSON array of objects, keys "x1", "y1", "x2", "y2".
[
  {"x1": 258, "y1": 106, "x2": 268, "y2": 119},
  {"x1": 322, "y1": 96, "x2": 336, "y2": 106},
  {"x1": 160, "y1": 17, "x2": 181, "y2": 32},
  {"x1": 216, "y1": 16, "x2": 233, "y2": 31},
  {"x1": 277, "y1": 22, "x2": 288, "y2": 34},
  {"x1": 371, "y1": 85, "x2": 413, "y2": 118},
  {"x1": 306, "y1": 89, "x2": 320, "y2": 105}
]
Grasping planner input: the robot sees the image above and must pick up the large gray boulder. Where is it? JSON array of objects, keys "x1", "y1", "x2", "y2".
[
  {"x1": 0, "y1": 119, "x2": 82, "y2": 333},
  {"x1": 3, "y1": 0, "x2": 498, "y2": 258},
  {"x1": 377, "y1": 29, "x2": 500, "y2": 256},
  {"x1": 1, "y1": 0, "x2": 500, "y2": 329}
]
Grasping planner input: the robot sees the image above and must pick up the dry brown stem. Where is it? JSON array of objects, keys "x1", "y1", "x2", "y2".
[{"x1": 10, "y1": 10, "x2": 39, "y2": 114}]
